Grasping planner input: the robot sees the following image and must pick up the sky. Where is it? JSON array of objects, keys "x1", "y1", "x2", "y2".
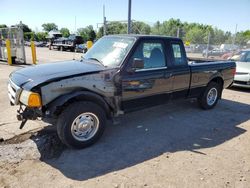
[{"x1": 1, "y1": 0, "x2": 250, "y2": 33}]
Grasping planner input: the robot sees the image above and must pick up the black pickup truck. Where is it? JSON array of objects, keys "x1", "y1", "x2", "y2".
[{"x1": 8, "y1": 35, "x2": 236, "y2": 148}]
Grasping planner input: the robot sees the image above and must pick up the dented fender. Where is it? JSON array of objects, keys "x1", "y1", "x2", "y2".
[{"x1": 45, "y1": 90, "x2": 113, "y2": 118}]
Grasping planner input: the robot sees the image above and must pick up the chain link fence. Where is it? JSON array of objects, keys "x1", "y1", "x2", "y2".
[{"x1": 0, "y1": 23, "x2": 26, "y2": 64}]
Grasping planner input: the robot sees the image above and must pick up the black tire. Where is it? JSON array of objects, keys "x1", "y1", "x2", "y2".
[
  {"x1": 198, "y1": 82, "x2": 221, "y2": 110},
  {"x1": 57, "y1": 101, "x2": 106, "y2": 149}
]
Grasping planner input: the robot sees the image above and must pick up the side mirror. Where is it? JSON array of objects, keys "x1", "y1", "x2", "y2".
[
  {"x1": 132, "y1": 58, "x2": 144, "y2": 69},
  {"x1": 127, "y1": 58, "x2": 144, "y2": 73}
]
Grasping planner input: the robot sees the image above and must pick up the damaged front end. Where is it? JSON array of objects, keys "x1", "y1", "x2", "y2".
[
  {"x1": 8, "y1": 78, "x2": 43, "y2": 129},
  {"x1": 17, "y1": 105, "x2": 42, "y2": 129}
]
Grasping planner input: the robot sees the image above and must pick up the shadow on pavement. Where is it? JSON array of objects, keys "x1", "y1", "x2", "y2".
[
  {"x1": 228, "y1": 87, "x2": 250, "y2": 93},
  {"x1": 33, "y1": 98, "x2": 249, "y2": 181}
]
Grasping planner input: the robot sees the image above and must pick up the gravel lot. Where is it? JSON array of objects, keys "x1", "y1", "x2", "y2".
[{"x1": 0, "y1": 47, "x2": 249, "y2": 188}]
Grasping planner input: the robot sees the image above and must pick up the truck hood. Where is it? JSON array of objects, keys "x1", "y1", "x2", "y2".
[
  {"x1": 10, "y1": 60, "x2": 106, "y2": 90},
  {"x1": 236, "y1": 62, "x2": 250, "y2": 73}
]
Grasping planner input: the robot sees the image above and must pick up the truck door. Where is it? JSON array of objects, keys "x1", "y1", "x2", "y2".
[
  {"x1": 121, "y1": 39, "x2": 173, "y2": 111},
  {"x1": 169, "y1": 42, "x2": 190, "y2": 99}
]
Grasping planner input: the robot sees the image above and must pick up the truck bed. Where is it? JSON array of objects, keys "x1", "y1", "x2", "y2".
[
  {"x1": 188, "y1": 60, "x2": 236, "y2": 97},
  {"x1": 188, "y1": 57, "x2": 222, "y2": 63}
]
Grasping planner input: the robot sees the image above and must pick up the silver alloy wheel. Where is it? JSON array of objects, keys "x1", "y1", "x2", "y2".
[
  {"x1": 71, "y1": 112, "x2": 99, "y2": 141},
  {"x1": 207, "y1": 87, "x2": 218, "y2": 106}
]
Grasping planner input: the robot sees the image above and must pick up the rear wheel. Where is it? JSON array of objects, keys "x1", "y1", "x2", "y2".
[
  {"x1": 57, "y1": 101, "x2": 106, "y2": 149},
  {"x1": 198, "y1": 82, "x2": 221, "y2": 109}
]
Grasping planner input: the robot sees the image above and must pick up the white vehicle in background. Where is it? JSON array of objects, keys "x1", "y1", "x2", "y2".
[
  {"x1": 220, "y1": 44, "x2": 239, "y2": 51},
  {"x1": 230, "y1": 50, "x2": 250, "y2": 88}
]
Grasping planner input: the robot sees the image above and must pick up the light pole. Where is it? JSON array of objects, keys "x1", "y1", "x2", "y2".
[
  {"x1": 103, "y1": 5, "x2": 107, "y2": 35},
  {"x1": 127, "y1": 0, "x2": 132, "y2": 34}
]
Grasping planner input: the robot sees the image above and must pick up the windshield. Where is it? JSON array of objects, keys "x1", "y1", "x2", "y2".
[{"x1": 83, "y1": 36, "x2": 135, "y2": 67}]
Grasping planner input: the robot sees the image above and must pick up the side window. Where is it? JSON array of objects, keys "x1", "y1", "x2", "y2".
[
  {"x1": 245, "y1": 52, "x2": 250, "y2": 62},
  {"x1": 171, "y1": 43, "x2": 186, "y2": 66},
  {"x1": 131, "y1": 41, "x2": 166, "y2": 69}
]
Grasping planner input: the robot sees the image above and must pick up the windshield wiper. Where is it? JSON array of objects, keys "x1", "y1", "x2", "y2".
[{"x1": 87, "y1": 57, "x2": 104, "y2": 66}]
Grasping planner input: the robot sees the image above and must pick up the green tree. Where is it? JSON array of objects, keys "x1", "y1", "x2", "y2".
[
  {"x1": 243, "y1": 30, "x2": 250, "y2": 40},
  {"x1": 60, "y1": 27, "x2": 70, "y2": 37},
  {"x1": 185, "y1": 27, "x2": 206, "y2": 44},
  {"x1": 36, "y1": 32, "x2": 47, "y2": 41},
  {"x1": 160, "y1": 18, "x2": 182, "y2": 37},
  {"x1": 22, "y1": 24, "x2": 32, "y2": 33},
  {"x1": 235, "y1": 31, "x2": 248, "y2": 46},
  {"x1": 88, "y1": 30, "x2": 96, "y2": 41},
  {"x1": 107, "y1": 21, "x2": 127, "y2": 34},
  {"x1": 77, "y1": 25, "x2": 96, "y2": 41},
  {"x1": 24, "y1": 32, "x2": 37, "y2": 41},
  {"x1": 151, "y1": 21, "x2": 161, "y2": 35},
  {"x1": 42, "y1": 23, "x2": 58, "y2": 32},
  {"x1": 132, "y1": 21, "x2": 151, "y2": 34},
  {"x1": 0, "y1": 24, "x2": 7, "y2": 28}
]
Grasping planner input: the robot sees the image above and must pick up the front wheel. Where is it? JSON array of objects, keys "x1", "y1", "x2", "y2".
[
  {"x1": 57, "y1": 101, "x2": 106, "y2": 149},
  {"x1": 198, "y1": 82, "x2": 221, "y2": 110}
]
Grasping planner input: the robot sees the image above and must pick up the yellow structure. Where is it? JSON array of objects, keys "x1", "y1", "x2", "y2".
[
  {"x1": 6, "y1": 39, "x2": 12, "y2": 65},
  {"x1": 185, "y1": 41, "x2": 191, "y2": 46},
  {"x1": 30, "y1": 41, "x2": 37, "y2": 64},
  {"x1": 86, "y1": 41, "x2": 93, "y2": 50}
]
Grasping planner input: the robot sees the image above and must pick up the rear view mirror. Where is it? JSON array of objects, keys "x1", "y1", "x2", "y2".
[
  {"x1": 132, "y1": 58, "x2": 144, "y2": 69},
  {"x1": 127, "y1": 58, "x2": 144, "y2": 73}
]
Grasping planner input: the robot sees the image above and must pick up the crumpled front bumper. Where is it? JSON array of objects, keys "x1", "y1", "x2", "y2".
[{"x1": 16, "y1": 105, "x2": 42, "y2": 129}]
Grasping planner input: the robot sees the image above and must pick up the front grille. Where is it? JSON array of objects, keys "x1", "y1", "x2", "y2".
[{"x1": 8, "y1": 79, "x2": 21, "y2": 105}]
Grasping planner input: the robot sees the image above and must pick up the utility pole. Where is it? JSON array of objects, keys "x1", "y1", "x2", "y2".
[
  {"x1": 177, "y1": 27, "x2": 180, "y2": 38},
  {"x1": 232, "y1": 24, "x2": 238, "y2": 46},
  {"x1": 127, "y1": 0, "x2": 132, "y2": 34},
  {"x1": 103, "y1": 5, "x2": 107, "y2": 35},
  {"x1": 74, "y1": 16, "x2": 77, "y2": 34}
]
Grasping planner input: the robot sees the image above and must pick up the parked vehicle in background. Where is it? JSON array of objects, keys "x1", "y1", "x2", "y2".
[
  {"x1": 202, "y1": 48, "x2": 228, "y2": 58},
  {"x1": 220, "y1": 44, "x2": 239, "y2": 51},
  {"x1": 75, "y1": 43, "x2": 88, "y2": 53},
  {"x1": 230, "y1": 50, "x2": 250, "y2": 88},
  {"x1": 184, "y1": 45, "x2": 192, "y2": 53},
  {"x1": 24, "y1": 41, "x2": 31, "y2": 46},
  {"x1": 34, "y1": 41, "x2": 47, "y2": 47},
  {"x1": 8, "y1": 35, "x2": 236, "y2": 149},
  {"x1": 194, "y1": 44, "x2": 212, "y2": 53},
  {"x1": 49, "y1": 34, "x2": 83, "y2": 52}
]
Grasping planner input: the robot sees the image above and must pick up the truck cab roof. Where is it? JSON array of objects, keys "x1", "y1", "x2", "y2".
[{"x1": 105, "y1": 34, "x2": 182, "y2": 41}]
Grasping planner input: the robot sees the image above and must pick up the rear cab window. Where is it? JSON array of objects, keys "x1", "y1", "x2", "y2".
[{"x1": 171, "y1": 42, "x2": 187, "y2": 66}]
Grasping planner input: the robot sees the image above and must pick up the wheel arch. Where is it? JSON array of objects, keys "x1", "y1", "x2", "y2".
[
  {"x1": 208, "y1": 76, "x2": 224, "y2": 98},
  {"x1": 46, "y1": 90, "x2": 113, "y2": 118}
]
